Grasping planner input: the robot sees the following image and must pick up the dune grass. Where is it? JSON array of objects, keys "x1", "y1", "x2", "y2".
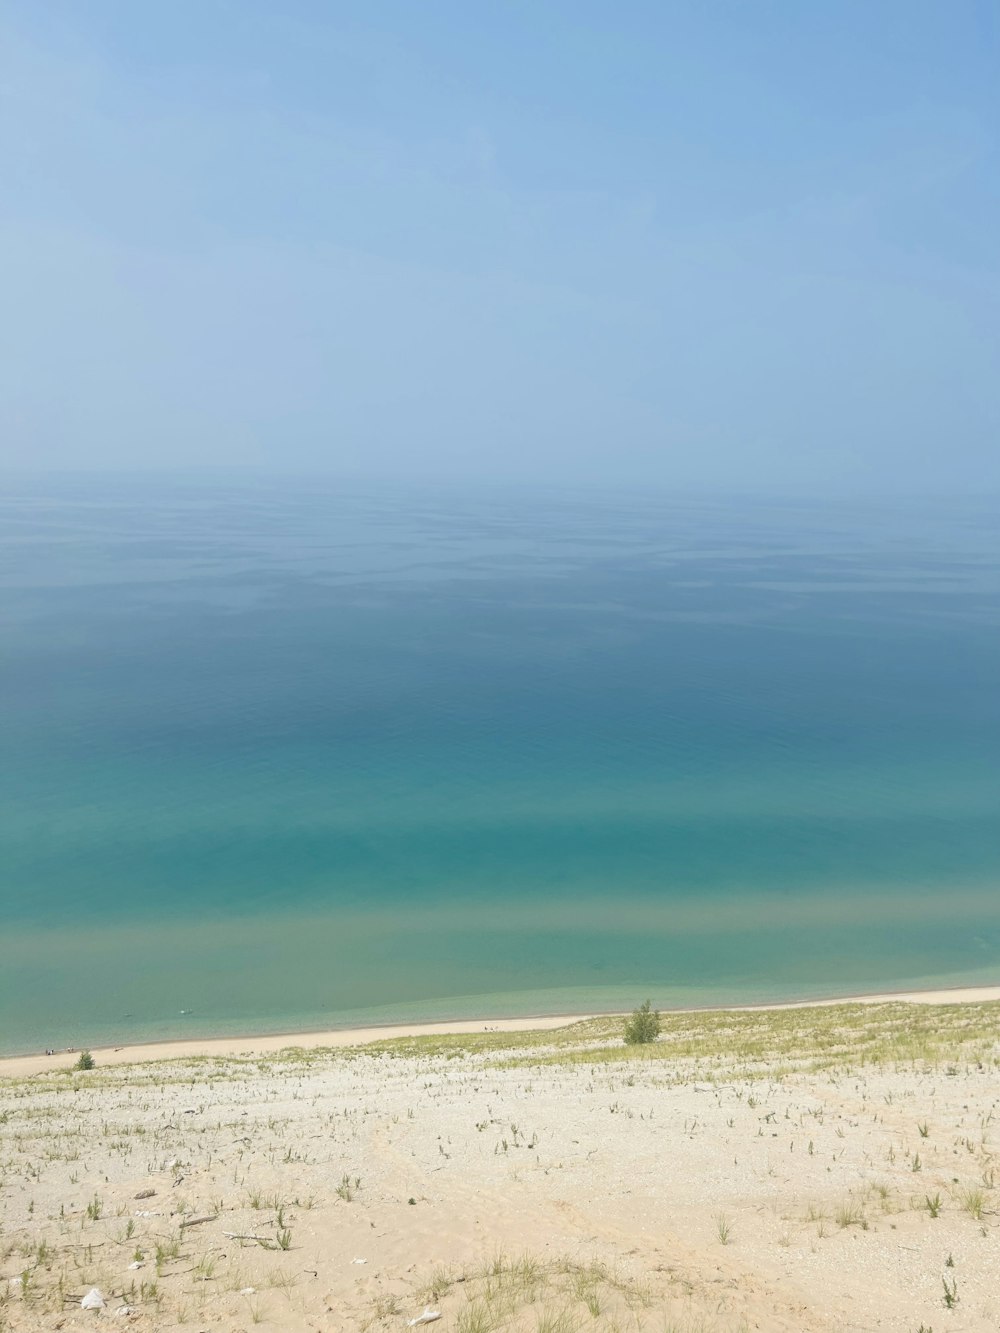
[
  {"x1": 367, "y1": 1000, "x2": 1000, "y2": 1078},
  {"x1": 383, "y1": 1252, "x2": 665, "y2": 1333},
  {"x1": 4, "y1": 1000, "x2": 999, "y2": 1099}
]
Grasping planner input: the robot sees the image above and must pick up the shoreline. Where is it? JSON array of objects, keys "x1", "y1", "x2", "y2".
[{"x1": 3, "y1": 980, "x2": 999, "y2": 1079}]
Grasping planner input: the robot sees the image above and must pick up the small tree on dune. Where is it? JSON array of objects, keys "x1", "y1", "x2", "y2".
[
  {"x1": 624, "y1": 999, "x2": 661, "y2": 1045},
  {"x1": 75, "y1": 1051, "x2": 95, "y2": 1071}
]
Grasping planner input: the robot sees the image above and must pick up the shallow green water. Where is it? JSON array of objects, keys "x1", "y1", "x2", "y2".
[{"x1": 2, "y1": 477, "x2": 998, "y2": 1054}]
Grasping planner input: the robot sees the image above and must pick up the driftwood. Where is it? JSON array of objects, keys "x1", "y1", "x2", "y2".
[{"x1": 179, "y1": 1214, "x2": 218, "y2": 1230}]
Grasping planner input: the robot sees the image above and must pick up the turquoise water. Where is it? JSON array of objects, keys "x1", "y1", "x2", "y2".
[{"x1": 2, "y1": 476, "x2": 999, "y2": 1055}]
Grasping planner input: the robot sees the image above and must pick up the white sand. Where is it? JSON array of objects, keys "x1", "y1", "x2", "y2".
[{"x1": 2, "y1": 995, "x2": 1000, "y2": 1332}]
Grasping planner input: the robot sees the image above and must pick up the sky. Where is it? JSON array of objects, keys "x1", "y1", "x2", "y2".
[{"x1": 1, "y1": 0, "x2": 998, "y2": 491}]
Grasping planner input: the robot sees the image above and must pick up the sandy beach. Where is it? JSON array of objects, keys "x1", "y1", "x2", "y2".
[
  {"x1": 3, "y1": 982, "x2": 999, "y2": 1079},
  {"x1": 3, "y1": 991, "x2": 1000, "y2": 1332}
]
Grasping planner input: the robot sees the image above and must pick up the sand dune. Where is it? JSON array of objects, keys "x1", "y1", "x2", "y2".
[
  {"x1": 2, "y1": 998, "x2": 1000, "y2": 1332},
  {"x1": 4, "y1": 982, "x2": 1000, "y2": 1079}
]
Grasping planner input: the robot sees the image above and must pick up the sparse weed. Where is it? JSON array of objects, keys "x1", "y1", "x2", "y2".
[
  {"x1": 535, "y1": 1309, "x2": 579, "y2": 1333},
  {"x1": 418, "y1": 1266, "x2": 455, "y2": 1303},
  {"x1": 835, "y1": 1201, "x2": 864, "y2": 1229},
  {"x1": 961, "y1": 1187, "x2": 986, "y2": 1220}
]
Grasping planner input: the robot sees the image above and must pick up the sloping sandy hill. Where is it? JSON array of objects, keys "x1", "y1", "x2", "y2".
[{"x1": 2, "y1": 1002, "x2": 999, "y2": 1332}]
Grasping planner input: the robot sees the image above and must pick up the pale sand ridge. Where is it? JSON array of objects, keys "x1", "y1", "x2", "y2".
[{"x1": 3, "y1": 982, "x2": 999, "y2": 1079}]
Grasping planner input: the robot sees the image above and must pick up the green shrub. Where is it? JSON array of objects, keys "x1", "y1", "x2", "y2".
[
  {"x1": 623, "y1": 1000, "x2": 660, "y2": 1045},
  {"x1": 75, "y1": 1051, "x2": 95, "y2": 1071}
]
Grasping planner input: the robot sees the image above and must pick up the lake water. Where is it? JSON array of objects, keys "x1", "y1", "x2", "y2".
[{"x1": 2, "y1": 475, "x2": 999, "y2": 1055}]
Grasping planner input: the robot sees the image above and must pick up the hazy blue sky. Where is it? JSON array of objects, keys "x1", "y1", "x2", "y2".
[{"x1": 2, "y1": 1, "x2": 998, "y2": 489}]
